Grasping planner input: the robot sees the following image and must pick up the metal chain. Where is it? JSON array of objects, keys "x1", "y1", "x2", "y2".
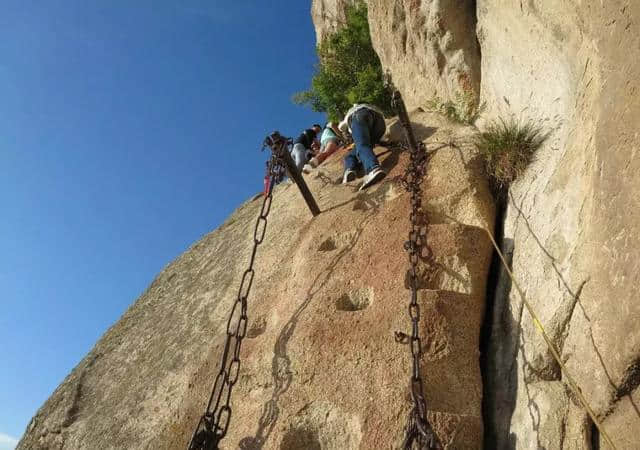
[
  {"x1": 392, "y1": 89, "x2": 442, "y2": 450},
  {"x1": 188, "y1": 133, "x2": 287, "y2": 450}
]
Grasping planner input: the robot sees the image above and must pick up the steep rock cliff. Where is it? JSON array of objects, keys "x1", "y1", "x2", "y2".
[
  {"x1": 311, "y1": 0, "x2": 358, "y2": 43},
  {"x1": 311, "y1": 0, "x2": 481, "y2": 110},
  {"x1": 479, "y1": 2, "x2": 640, "y2": 448},
  {"x1": 314, "y1": 1, "x2": 640, "y2": 448},
  {"x1": 17, "y1": 111, "x2": 494, "y2": 449},
  {"x1": 20, "y1": 1, "x2": 640, "y2": 448},
  {"x1": 367, "y1": 0, "x2": 480, "y2": 110}
]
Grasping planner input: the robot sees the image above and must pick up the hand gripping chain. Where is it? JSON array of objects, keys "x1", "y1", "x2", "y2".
[
  {"x1": 392, "y1": 89, "x2": 442, "y2": 450},
  {"x1": 187, "y1": 133, "x2": 288, "y2": 450}
]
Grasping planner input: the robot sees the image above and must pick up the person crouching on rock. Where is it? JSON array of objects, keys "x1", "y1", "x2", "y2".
[
  {"x1": 302, "y1": 121, "x2": 345, "y2": 173},
  {"x1": 338, "y1": 103, "x2": 387, "y2": 190},
  {"x1": 291, "y1": 124, "x2": 322, "y2": 173}
]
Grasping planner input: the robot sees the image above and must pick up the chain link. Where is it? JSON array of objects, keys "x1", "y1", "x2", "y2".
[
  {"x1": 187, "y1": 133, "x2": 288, "y2": 450},
  {"x1": 392, "y1": 89, "x2": 442, "y2": 450}
]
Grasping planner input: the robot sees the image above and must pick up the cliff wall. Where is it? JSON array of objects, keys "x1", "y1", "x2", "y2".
[
  {"x1": 479, "y1": 2, "x2": 640, "y2": 448},
  {"x1": 314, "y1": 0, "x2": 640, "y2": 448},
  {"x1": 17, "y1": 111, "x2": 495, "y2": 449},
  {"x1": 19, "y1": 1, "x2": 640, "y2": 448},
  {"x1": 312, "y1": 0, "x2": 481, "y2": 110}
]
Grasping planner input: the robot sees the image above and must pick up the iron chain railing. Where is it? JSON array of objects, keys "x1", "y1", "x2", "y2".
[
  {"x1": 392, "y1": 89, "x2": 442, "y2": 450},
  {"x1": 187, "y1": 133, "x2": 288, "y2": 450}
]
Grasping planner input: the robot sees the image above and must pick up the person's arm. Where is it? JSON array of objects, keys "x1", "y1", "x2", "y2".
[
  {"x1": 310, "y1": 138, "x2": 320, "y2": 154},
  {"x1": 330, "y1": 123, "x2": 345, "y2": 142},
  {"x1": 338, "y1": 118, "x2": 349, "y2": 135}
]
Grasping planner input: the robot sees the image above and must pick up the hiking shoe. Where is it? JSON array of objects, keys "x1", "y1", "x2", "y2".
[
  {"x1": 343, "y1": 169, "x2": 356, "y2": 184},
  {"x1": 302, "y1": 164, "x2": 313, "y2": 174},
  {"x1": 359, "y1": 167, "x2": 386, "y2": 190}
]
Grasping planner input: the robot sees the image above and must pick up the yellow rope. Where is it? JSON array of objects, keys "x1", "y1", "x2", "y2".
[
  {"x1": 484, "y1": 225, "x2": 617, "y2": 449},
  {"x1": 440, "y1": 211, "x2": 617, "y2": 449}
]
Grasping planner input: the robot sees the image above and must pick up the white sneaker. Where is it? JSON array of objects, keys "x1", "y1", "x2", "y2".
[
  {"x1": 359, "y1": 167, "x2": 386, "y2": 190},
  {"x1": 343, "y1": 169, "x2": 356, "y2": 184},
  {"x1": 308, "y1": 157, "x2": 319, "y2": 168},
  {"x1": 302, "y1": 164, "x2": 313, "y2": 174}
]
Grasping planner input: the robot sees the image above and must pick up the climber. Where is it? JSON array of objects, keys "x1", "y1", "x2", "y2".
[
  {"x1": 302, "y1": 122, "x2": 345, "y2": 173},
  {"x1": 338, "y1": 103, "x2": 387, "y2": 190},
  {"x1": 291, "y1": 124, "x2": 322, "y2": 173}
]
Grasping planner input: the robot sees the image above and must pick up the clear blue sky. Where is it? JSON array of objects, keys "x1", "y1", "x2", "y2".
[{"x1": 0, "y1": 1, "x2": 324, "y2": 445}]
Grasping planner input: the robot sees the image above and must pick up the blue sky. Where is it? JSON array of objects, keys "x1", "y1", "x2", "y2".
[{"x1": 0, "y1": 1, "x2": 324, "y2": 444}]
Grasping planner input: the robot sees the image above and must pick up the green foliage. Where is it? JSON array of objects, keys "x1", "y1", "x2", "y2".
[
  {"x1": 474, "y1": 118, "x2": 547, "y2": 191},
  {"x1": 293, "y1": 2, "x2": 392, "y2": 122},
  {"x1": 426, "y1": 90, "x2": 485, "y2": 125}
]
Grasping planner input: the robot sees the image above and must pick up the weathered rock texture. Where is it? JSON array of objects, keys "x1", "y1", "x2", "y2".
[
  {"x1": 367, "y1": 0, "x2": 480, "y2": 111},
  {"x1": 311, "y1": 0, "x2": 481, "y2": 110},
  {"x1": 21, "y1": 1, "x2": 640, "y2": 448},
  {"x1": 311, "y1": 0, "x2": 358, "y2": 43},
  {"x1": 478, "y1": 1, "x2": 640, "y2": 449},
  {"x1": 314, "y1": 0, "x2": 640, "y2": 447},
  {"x1": 17, "y1": 111, "x2": 494, "y2": 449}
]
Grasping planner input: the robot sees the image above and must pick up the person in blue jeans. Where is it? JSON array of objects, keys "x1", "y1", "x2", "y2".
[
  {"x1": 338, "y1": 104, "x2": 387, "y2": 190},
  {"x1": 291, "y1": 124, "x2": 322, "y2": 173}
]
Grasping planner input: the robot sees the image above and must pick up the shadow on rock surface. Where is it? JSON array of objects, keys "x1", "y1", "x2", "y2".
[{"x1": 238, "y1": 209, "x2": 378, "y2": 449}]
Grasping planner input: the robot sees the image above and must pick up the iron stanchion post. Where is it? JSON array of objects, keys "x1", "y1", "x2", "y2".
[{"x1": 279, "y1": 150, "x2": 321, "y2": 217}]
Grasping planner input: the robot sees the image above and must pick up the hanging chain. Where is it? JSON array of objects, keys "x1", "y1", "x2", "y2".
[
  {"x1": 188, "y1": 132, "x2": 288, "y2": 450},
  {"x1": 392, "y1": 89, "x2": 442, "y2": 450}
]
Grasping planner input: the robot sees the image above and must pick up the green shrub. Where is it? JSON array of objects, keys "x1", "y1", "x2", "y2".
[
  {"x1": 474, "y1": 118, "x2": 546, "y2": 190},
  {"x1": 293, "y1": 2, "x2": 392, "y2": 122},
  {"x1": 426, "y1": 90, "x2": 484, "y2": 125}
]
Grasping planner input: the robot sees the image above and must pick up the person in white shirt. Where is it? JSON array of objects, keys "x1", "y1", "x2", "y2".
[{"x1": 338, "y1": 103, "x2": 387, "y2": 190}]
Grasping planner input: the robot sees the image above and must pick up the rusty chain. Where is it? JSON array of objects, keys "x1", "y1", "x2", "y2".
[
  {"x1": 187, "y1": 132, "x2": 288, "y2": 450},
  {"x1": 392, "y1": 89, "x2": 442, "y2": 450}
]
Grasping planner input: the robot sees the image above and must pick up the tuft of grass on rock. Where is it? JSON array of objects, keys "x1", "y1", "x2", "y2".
[
  {"x1": 426, "y1": 90, "x2": 485, "y2": 125},
  {"x1": 474, "y1": 118, "x2": 547, "y2": 191}
]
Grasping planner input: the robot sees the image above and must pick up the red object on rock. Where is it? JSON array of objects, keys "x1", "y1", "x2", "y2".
[{"x1": 263, "y1": 175, "x2": 271, "y2": 196}]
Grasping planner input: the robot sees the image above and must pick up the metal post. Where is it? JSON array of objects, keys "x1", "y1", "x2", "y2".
[
  {"x1": 264, "y1": 131, "x2": 321, "y2": 217},
  {"x1": 279, "y1": 150, "x2": 321, "y2": 217},
  {"x1": 392, "y1": 90, "x2": 420, "y2": 153}
]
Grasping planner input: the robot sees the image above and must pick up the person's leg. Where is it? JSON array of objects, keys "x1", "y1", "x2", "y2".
[
  {"x1": 357, "y1": 110, "x2": 387, "y2": 190},
  {"x1": 342, "y1": 145, "x2": 359, "y2": 182},
  {"x1": 371, "y1": 112, "x2": 386, "y2": 145},
  {"x1": 343, "y1": 146, "x2": 359, "y2": 171},
  {"x1": 317, "y1": 139, "x2": 340, "y2": 165},
  {"x1": 351, "y1": 109, "x2": 380, "y2": 174},
  {"x1": 290, "y1": 143, "x2": 308, "y2": 172}
]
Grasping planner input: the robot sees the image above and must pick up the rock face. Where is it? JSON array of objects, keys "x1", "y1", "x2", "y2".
[
  {"x1": 477, "y1": 1, "x2": 640, "y2": 449},
  {"x1": 366, "y1": 0, "x2": 480, "y2": 111},
  {"x1": 21, "y1": 1, "x2": 640, "y2": 448},
  {"x1": 311, "y1": 0, "x2": 358, "y2": 43},
  {"x1": 17, "y1": 111, "x2": 494, "y2": 449},
  {"x1": 312, "y1": 0, "x2": 481, "y2": 111},
  {"x1": 314, "y1": 0, "x2": 640, "y2": 448}
]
